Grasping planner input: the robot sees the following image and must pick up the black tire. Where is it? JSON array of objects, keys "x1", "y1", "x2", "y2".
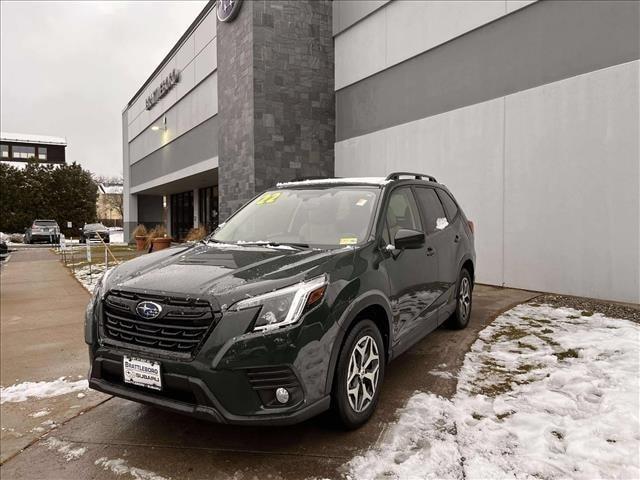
[
  {"x1": 333, "y1": 319, "x2": 385, "y2": 429},
  {"x1": 448, "y1": 268, "x2": 473, "y2": 329}
]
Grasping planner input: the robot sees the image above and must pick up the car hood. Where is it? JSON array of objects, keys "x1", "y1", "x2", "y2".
[{"x1": 106, "y1": 242, "x2": 355, "y2": 309}]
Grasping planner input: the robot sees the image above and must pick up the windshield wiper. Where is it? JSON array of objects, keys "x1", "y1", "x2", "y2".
[{"x1": 239, "y1": 241, "x2": 309, "y2": 250}]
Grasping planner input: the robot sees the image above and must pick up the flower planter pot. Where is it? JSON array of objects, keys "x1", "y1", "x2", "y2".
[
  {"x1": 135, "y1": 236, "x2": 147, "y2": 251},
  {"x1": 151, "y1": 237, "x2": 172, "y2": 251}
]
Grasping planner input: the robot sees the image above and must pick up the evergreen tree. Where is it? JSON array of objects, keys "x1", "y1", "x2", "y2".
[{"x1": 0, "y1": 161, "x2": 98, "y2": 236}]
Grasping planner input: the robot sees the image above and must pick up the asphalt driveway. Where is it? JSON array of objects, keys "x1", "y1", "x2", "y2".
[{"x1": 0, "y1": 249, "x2": 536, "y2": 479}]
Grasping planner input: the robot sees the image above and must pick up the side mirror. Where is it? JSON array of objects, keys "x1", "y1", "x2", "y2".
[{"x1": 393, "y1": 228, "x2": 425, "y2": 250}]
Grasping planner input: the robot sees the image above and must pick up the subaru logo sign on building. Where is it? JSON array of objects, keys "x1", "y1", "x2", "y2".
[
  {"x1": 217, "y1": 0, "x2": 242, "y2": 22},
  {"x1": 136, "y1": 301, "x2": 162, "y2": 320}
]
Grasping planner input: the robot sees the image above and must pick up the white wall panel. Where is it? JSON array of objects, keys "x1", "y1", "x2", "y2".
[
  {"x1": 504, "y1": 60, "x2": 639, "y2": 303},
  {"x1": 126, "y1": 7, "x2": 217, "y2": 142},
  {"x1": 335, "y1": 0, "x2": 538, "y2": 90},
  {"x1": 336, "y1": 98, "x2": 505, "y2": 286},
  {"x1": 129, "y1": 72, "x2": 218, "y2": 165},
  {"x1": 385, "y1": 1, "x2": 505, "y2": 68},
  {"x1": 336, "y1": 60, "x2": 639, "y2": 302}
]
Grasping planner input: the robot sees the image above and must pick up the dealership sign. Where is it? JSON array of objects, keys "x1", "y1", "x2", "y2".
[
  {"x1": 145, "y1": 69, "x2": 181, "y2": 110},
  {"x1": 217, "y1": 0, "x2": 242, "y2": 22}
]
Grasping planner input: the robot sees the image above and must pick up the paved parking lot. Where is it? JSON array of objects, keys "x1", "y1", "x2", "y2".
[{"x1": 1, "y1": 249, "x2": 536, "y2": 479}]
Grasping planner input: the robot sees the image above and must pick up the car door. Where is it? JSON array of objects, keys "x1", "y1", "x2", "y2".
[
  {"x1": 413, "y1": 187, "x2": 459, "y2": 313},
  {"x1": 379, "y1": 186, "x2": 439, "y2": 345}
]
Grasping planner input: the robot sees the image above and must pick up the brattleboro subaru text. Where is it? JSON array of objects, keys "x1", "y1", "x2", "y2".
[{"x1": 85, "y1": 173, "x2": 476, "y2": 428}]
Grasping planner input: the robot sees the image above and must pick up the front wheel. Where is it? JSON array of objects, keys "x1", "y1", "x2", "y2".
[
  {"x1": 333, "y1": 320, "x2": 385, "y2": 429},
  {"x1": 448, "y1": 268, "x2": 473, "y2": 329}
]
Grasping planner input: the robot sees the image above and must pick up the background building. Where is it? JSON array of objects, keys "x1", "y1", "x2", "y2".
[
  {"x1": 123, "y1": 0, "x2": 639, "y2": 303},
  {"x1": 97, "y1": 183, "x2": 124, "y2": 227},
  {"x1": 1, "y1": 132, "x2": 66, "y2": 166}
]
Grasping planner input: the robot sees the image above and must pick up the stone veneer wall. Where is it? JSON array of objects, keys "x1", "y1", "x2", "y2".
[{"x1": 217, "y1": 0, "x2": 334, "y2": 220}]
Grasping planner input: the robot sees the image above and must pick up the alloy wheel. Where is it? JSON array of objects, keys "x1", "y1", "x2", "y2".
[
  {"x1": 346, "y1": 334, "x2": 380, "y2": 413},
  {"x1": 459, "y1": 276, "x2": 471, "y2": 321}
]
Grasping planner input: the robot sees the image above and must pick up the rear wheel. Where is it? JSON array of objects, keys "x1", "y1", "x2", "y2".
[
  {"x1": 449, "y1": 268, "x2": 472, "y2": 329},
  {"x1": 333, "y1": 320, "x2": 385, "y2": 429}
]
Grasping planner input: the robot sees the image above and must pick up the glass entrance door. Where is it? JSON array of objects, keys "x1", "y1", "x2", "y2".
[
  {"x1": 170, "y1": 190, "x2": 193, "y2": 240},
  {"x1": 198, "y1": 185, "x2": 219, "y2": 234}
]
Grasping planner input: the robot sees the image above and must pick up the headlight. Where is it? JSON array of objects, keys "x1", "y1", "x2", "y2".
[
  {"x1": 92, "y1": 267, "x2": 114, "y2": 300},
  {"x1": 234, "y1": 275, "x2": 328, "y2": 331}
]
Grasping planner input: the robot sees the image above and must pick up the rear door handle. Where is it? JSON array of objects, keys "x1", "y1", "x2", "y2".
[
  {"x1": 426, "y1": 247, "x2": 436, "y2": 256},
  {"x1": 454, "y1": 234, "x2": 461, "y2": 243}
]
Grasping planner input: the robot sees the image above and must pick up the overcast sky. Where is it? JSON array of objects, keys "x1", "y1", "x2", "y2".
[{"x1": 1, "y1": 0, "x2": 207, "y2": 177}]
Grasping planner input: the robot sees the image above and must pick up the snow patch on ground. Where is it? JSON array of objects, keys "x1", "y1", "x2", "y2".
[
  {"x1": 29, "y1": 409, "x2": 50, "y2": 418},
  {"x1": 73, "y1": 264, "x2": 107, "y2": 292},
  {"x1": 1, "y1": 377, "x2": 88, "y2": 404},
  {"x1": 95, "y1": 457, "x2": 170, "y2": 480},
  {"x1": 43, "y1": 437, "x2": 87, "y2": 461},
  {"x1": 347, "y1": 304, "x2": 640, "y2": 480}
]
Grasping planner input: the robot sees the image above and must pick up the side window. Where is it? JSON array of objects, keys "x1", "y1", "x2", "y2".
[
  {"x1": 414, "y1": 187, "x2": 448, "y2": 234},
  {"x1": 385, "y1": 187, "x2": 422, "y2": 241},
  {"x1": 436, "y1": 189, "x2": 459, "y2": 221}
]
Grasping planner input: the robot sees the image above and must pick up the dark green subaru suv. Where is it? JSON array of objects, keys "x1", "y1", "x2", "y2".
[{"x1": 86, "y1": 173, "x2": 475, "y2": 428}]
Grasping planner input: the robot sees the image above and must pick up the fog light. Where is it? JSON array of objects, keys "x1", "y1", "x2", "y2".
[{"x1": 275, "y1": 387, "x2": 290, "y2": 404}]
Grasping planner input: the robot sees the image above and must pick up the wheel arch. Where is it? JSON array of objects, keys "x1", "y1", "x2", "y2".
[{"x1": 324, "y1": 291, "x2": 392, "y2": 395}]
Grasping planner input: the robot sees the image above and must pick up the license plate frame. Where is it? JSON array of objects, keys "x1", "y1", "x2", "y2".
[{"x1": 123, "y1": 356, "x2": 162, "y2": 391}]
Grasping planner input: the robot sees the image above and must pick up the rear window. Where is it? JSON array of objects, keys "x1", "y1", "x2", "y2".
[
  {"x1": 436, "y1": 189, "x2": 459, "y2": 221},
  {"x1": 84, "y1": 223, "x2": 105, "y2": 230},
  {"x1": 35, "y1": 220, "x2": 58, "y2": 226},
  {"x1": 414, "y1": 187, "x2": 448, "y2": 234}
]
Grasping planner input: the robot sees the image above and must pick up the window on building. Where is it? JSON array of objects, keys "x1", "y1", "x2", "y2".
[
  {"x1": 12, "y1": 145, "x2": 36, "y2": 159},
  {"x1": 436, "y1": 189, "x2": 459, "y2": 221},
  {"x1": 1, "y1": 145, "x2": 8, "y2": 158},
  {"x1": 198, "y1": 186, "x2": 219, "y2": 233},
  {"x1": 38, "y1": 147, "x2": 47, "y2": 160},
  {"x1": 414, "y1": 187, "x2": 448, "y2": 234}
]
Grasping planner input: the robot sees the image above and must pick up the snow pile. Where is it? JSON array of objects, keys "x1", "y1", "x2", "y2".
[
  {"x1": 347, "y1": 304, "x2": 640, "y2": 480},
  {"x1": 73, "y1": 264, "x2": 107, "y2": 292},
  {"x1": 29, "y1": 409, "x2": 50, "y2": 418},
  {"x1": 276, "y1": 177, "x2": 390, "y2": 187},
  {"x1": 43, "y1": 437, "x2": 87, "y2": 461},
  {"x1": 1, "y1": 377, "x2": 88, "y2": 404},
  {"x1": 95, "y1": 457, "x2": 170, "y2": 480}
]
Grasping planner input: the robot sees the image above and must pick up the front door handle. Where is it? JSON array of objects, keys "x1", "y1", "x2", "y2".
[{"x1": 426, "y1": 247, "x2": 435, "y2": 256}]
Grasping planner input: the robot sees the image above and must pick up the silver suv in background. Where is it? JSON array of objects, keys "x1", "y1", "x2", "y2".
[{"x1": 25, "y1": 219, "x2": 60, "y2": 244}]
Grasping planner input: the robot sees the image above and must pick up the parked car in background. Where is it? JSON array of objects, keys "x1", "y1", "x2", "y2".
[
  {"x1": 81, "y1": 223, "x2": 111, "y2": 243},
  {"x1": 0, "y1": 236, "x2": 8, "y2": 258},
  {"x1": 86, "y1": 173, "x2": 475, "y2": 428},
  {"x1": 25, "y1": 220, "x2": 60, "y2": 244}
]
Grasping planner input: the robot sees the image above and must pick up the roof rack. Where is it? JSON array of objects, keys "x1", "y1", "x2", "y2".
[{"x1": 385, "y1": 172, "x2": 437, "y2": 183}]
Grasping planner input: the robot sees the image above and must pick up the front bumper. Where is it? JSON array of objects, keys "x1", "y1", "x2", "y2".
[{"x1": 87, "y1": 301, "x2": 339, "y2": 425}]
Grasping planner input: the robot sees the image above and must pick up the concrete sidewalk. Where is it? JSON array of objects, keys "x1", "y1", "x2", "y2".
[{"x1": 0, "y1": 249, "x2": 109, "y2": 464}]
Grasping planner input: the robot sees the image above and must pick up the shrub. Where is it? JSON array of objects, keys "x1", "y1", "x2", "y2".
[
  {"x1": 185, "y1": 225, "x2": 207, "y2": 242},
  {"x1": 132, "y1": 224, "x2": 148, "y2": 238}
]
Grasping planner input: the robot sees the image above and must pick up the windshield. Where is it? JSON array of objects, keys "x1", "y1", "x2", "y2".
[
  {"x1": 212, "y1": 187, "x2": 380, "y2": 248},
  {"x1": 84, "y1": 223, "x2": 105, "y2": 231}
]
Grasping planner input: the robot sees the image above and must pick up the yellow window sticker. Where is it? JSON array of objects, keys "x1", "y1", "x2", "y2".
[
  {"x1": 339, "y1": 237, "x2": 358, "y2": 245},
  {"x1": 256, "y1": 192, "x2": 282, "y2": 205},
  {"x1": 356, "y1": 198, "x2": 368, "y2": 207}
]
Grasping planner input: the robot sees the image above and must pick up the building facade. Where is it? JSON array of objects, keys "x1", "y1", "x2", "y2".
[
  {"x1": 123, "y1": 0, "x2": 639, "y2": 303},
  {"x1": 1, "y1": 132, "x2": 66, "y2": 166}
]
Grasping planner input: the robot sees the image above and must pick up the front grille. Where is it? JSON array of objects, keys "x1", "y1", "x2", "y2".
[{"x1": 102, "y1": 290, "x2": 219, "y2": 356}]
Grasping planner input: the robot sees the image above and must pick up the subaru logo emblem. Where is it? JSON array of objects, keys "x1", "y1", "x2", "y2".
[{"x1": 136, "y1": 301, "x2": 162, "y2": 320}]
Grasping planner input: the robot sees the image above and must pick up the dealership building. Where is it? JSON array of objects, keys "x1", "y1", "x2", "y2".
[{"x1": 122, "y1": 0, "x2": 639, "y2": 303}]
